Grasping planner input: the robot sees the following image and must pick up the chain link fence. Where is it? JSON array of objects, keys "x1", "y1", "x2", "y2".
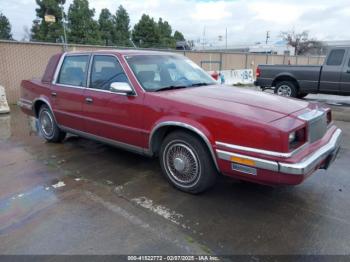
[{"x1": 0, "y1": 40, "x2": 325, "y2": 104}]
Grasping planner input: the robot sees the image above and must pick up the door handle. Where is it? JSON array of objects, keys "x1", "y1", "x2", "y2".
[
  {"x1": 51, "y1": 92, "x2": 57, "y2": 97},
  {"x1": 85, "y1": 97, "x2": 93, "y2": 104}
]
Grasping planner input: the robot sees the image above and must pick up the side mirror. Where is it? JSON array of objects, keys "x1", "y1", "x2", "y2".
[{"x1": 110, "y1": 82, "x2": 134, "y2": 95}]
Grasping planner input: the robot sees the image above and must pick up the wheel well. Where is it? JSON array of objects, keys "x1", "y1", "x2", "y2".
[
  {"x1": 150, "y1": 125, "x2": 219, "y2": 171},
  {"x1": 33, "y1": 100, "x2": 46, "y2": 118},
  {"x1": 151, "y1": 126, "x2": 187, "y2": 156},
  {"x1": 272, "y1": 76, "x2": 299, "y2": 90},
  {"x1": 150, "y1": 125, "x2": 212, "y2": 156}
]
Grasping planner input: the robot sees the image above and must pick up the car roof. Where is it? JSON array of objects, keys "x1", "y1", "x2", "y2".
[{"x1": 65, "y1": 49, "x2": 181, "y2": 56}]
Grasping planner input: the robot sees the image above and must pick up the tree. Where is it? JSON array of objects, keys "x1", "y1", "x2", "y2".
[
  {"x1": 132, "y1": 14, "x2": 160, "y2": 48},
  {"x1": 113, "y1": 5, "x2": 131, "y2": 46},
  {"x1": 68, "y1": 0, "x2": 101, "y2": 45},
  {"x1": 98, "y1": 8, "x2": 114, "y2": 46},
  {"x1": 31, "y1": 0, "x2": 65, "y2": 42},
  {"x1": 157, "y1": 18, "x2": 175, "y2": 48},
  {"x1": 0, "y1": 12, "x2": 12, "y2": 40},
  {"x1": 174, "y1": 31, "x2": 185, "y2": 42},
  {"x1": 280, "y1": 30, "x2": 324, "y2": 55}
]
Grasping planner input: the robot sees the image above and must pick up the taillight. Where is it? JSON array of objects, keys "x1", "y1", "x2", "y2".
[{"x1": 256, "y1": 67, "x2": 261, "y2": 78}]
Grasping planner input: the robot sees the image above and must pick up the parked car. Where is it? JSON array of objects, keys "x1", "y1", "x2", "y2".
[
  {"x1": 255, "y1": 47, "x2": 350, "y2": 98},
  {"x1": 19, "y1": 50, "x2": 342, "y2": 193}
]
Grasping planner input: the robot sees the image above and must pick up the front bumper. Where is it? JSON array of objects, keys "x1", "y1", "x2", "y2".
[{"x1": 216, "y1": 128, "x2": 342, "y2": 176}]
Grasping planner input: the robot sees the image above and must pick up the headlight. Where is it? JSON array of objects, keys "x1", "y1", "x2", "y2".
[
  {"x1": 288, "y1": 128, "x2": 306, "y2": 150},
  {"x1": 289, "y1": 131, "x2": 297, "y2": 143}
]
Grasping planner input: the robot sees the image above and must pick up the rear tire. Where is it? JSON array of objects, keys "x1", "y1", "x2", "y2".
[
  {"x1": 159, "y1": 131, "x2": 217, "y2": 194},
  {"x1": 274, "y1": 81, "x2": 298, "y2": 98},
  {"x1": 38, "y1": 105, "x2": 66, "y2": 143}
]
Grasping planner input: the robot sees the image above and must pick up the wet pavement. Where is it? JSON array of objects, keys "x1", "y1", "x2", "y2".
[{"x1": 1, "y1": 106, "x2": 350, "y2": 255}]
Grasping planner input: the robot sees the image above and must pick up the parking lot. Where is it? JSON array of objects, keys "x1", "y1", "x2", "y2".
[{"x1": 1, "y1": 102, "x2": 350, "y2": 255}]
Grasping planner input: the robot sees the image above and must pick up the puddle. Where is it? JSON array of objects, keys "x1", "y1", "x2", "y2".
[
  {"x1": 0, "y1": 106, "x2": 40, "y2": 142},
  {"x1": 0, "y1": 115, "x2": 11, "y2": 140},
  {"x1": 0, "y1": 185, "x2": 58, "y2": 232}
]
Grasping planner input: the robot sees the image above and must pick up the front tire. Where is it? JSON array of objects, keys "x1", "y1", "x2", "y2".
[
  {"x1": 274, "y1": 81, "x2": 298, "y2": 98},
  {"x1": 159, "y1": 131, "x2": 217, "y2": 194},
  {"x1": 38, "y1": 105, "x2": 66, "y2": 143}
]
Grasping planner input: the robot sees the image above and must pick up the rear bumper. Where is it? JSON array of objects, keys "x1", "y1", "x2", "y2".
[
  {"x1": 216, "y1": 128, "x2": 342, "y2": 181},
  {"x1": 254, "y1": 78, "x2": 273, "y2": 88},
  {"x1": 18, "y1": 98, "x2": 35, "y2": 117},
  {"x1": 18, "y1": 98, "x2": 33, "y2": 110}
]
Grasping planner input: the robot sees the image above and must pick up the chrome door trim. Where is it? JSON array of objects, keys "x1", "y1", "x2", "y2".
[
  {"x1": 52, "y1": 53, "x2": 91, "y2": 87},
  {"x1": 148, "y1": 121, "x2": 219, "y2": 171},
  {"x1": 87, "y1": 54, "x2": 138, "y2": 96},
  {"x1": 52, "y1": 52, "x2": 66, "y2": 85},
  {"x1": 59, "y1": 125, "x2": 147, "y2": 155}
]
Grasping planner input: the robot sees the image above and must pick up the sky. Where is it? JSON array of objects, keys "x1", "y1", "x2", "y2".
[{"x1": 1, "y1": 0, "x2": 350, "y2": 46}]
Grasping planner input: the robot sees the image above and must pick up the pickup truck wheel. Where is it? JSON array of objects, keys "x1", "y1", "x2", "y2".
[
  {"x1": 297, "y1": 93, "x2": 308, "y2": 99},
  {"x1": 275, "y1": 81, "x2": 297, "y2": 97},
  {"x1": 159, "y1": 131, "x2": 217, "y2": 194},
  {"x1": 38, "y1": 105, "x2": 66, "y2": 143}
]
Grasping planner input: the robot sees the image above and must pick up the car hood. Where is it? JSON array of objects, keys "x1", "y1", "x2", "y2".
[{"x1": 153, "y1": 85, "x2": 310, "y2": 123}]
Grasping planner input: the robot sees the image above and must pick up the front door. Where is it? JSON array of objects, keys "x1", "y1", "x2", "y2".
[
  {"x1": 51, "y1": 54, "x2": 90, "y2": 131},
  {"x1": 82, "y1": 54, "x2": 145, "y2": 149},
  {"x1": 319, "y1": 48, "x2": 346, "y2": 93},
  {"x1": 340, "y1": 50, "x2": 350, "y2": 94}
]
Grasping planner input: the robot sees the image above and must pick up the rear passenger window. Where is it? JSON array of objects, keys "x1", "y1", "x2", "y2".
[
  {"x1": 326, "y1": 49, "x2": 345, "y2": 66},
  {"x1": 90, "y1": 55, "x2": 128, "y2": 90},
  {"x1": 57, "y1": 55, "x2": 89, "y2": 86}
]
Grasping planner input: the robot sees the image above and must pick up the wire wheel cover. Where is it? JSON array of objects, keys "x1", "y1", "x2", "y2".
[{"x1": 164, "y1": 142, "x2": 200, "y2": 185}]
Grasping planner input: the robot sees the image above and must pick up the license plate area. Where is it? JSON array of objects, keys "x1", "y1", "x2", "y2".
[{"x1": 232, "y1": 163, "x2": 257, "y2": 176}]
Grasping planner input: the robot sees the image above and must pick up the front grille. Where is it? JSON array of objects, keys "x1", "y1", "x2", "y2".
[{"x1": 299, "y1": 110, "x2": 328, "y2": 143}]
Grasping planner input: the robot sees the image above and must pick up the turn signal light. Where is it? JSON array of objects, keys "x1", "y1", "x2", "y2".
[{"x1": 231, "y1": 156, "x2": 256, "y2": 167}]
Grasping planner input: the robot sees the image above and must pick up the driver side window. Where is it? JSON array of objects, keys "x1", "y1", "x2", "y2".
[{"x1": 90, "y1": 55, "x2": 128, "y2": 90}]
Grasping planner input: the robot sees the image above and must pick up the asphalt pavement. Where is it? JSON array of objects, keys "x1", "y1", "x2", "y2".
[{"x1": 0, "y1": 105, "x2": 350, "y2": 255}]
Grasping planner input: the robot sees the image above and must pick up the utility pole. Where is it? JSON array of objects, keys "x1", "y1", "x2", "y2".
[
  {"x1": 202, "y1": 26, "x2": 206, "y2": 50},
  {"x1": 60, "y1": 1, "x2": 68, "y2": 51},
  {"x1": 265, "y1": 31, "x2": 270, "y2": 62},
  {"x1": 225, "y1": 28, "x2": 228, "y2": 50},
  {"x1": 265, "y1": 31, "x2": 270, "y2": 45}
]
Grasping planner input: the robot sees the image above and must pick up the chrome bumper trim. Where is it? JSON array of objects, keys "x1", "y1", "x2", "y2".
[
  {"x1": 216, "y1": 128, "x2": 342, "y2": 176},
  {"x1": 215, "y1": 141, "x2": 306, "y2": 158},
  {"x1": 216, "y1": 150, "x2": 279, "y2": 172},
  {"x1": 18, "y1": 99, "x2": 33, "y2": 110}
]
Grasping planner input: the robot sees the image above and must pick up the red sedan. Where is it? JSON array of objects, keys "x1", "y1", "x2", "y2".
[{"x1": 19, "y1": 50, "x2": 342, "y2": 193}]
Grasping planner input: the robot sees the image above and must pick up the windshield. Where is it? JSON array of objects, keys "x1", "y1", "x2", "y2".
[{"x1": 125, "y1": 54, "x2": 216, "y2": 91}]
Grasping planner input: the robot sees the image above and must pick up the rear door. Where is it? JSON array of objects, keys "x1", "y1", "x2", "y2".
[
  {"x1": 319, "y1": 48, "x2": 346, "y2": 93},
  {"x1": 51, "y1": 54, "x2": 90, "y2": 131},
  {"x1": 82, "y1": 54, "x2": 145, "y2": 149},
  {"x1": 340, "y1": 48, "x2": 350, "y2": 94}
]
